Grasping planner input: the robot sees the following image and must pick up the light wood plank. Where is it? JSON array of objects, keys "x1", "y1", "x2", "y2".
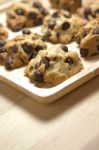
[{"x1": 0, "y1": 76, "x2": 99, "y2": 150}]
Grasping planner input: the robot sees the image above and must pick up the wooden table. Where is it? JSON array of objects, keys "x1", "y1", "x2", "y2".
[{"x1": 0, "y1": 76, "x2": 99, "y2": 150}]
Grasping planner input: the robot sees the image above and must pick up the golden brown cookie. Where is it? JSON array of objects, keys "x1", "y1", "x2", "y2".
[
  {"x1": 42, "y1": 10, "x2": 85, "y2": 44},
  {"x1": 0, "y1": 24, "x2": 8, "y2": 65},
  {"x1": 0, "y1": 30, "x2": 47, "y2": 69},
  {"x1": 7, "y1": 0, "x2": 48, "y2": 31},
  {"x1": 75, "y1": 19, "x2": 99, "y2": 57},
  {"x1": 25, "y1": 45, "x2": 83, "y2": 87}
]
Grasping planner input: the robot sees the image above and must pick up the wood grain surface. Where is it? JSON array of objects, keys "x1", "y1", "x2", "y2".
[{"x1": 0, "y1": 76, "x2": 99, "y2": 150}]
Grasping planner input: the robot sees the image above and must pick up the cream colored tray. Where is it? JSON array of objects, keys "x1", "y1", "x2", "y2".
[{"x1": 0, "y1": 5, "x2": 99, "y2": 104}]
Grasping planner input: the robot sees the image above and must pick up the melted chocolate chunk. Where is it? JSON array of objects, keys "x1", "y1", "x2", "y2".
[
  {"x1": 0, "y1": 40, "x2": 6, "y2": 48},
  {"x1": 46, "y1": 31, "x2": 51, "y2": 37},
  {"x1": 40, "y1": 57, "x2": 50, "y2": 70},
  {"x1": 42, "y1": 31, "x2": 51, "y2": 41},
  {"x1": 35, "y1": 63, "x2": 40, "y2": 69},
  {"x1": 33, "y1": 1, "x2": 42, "y2": 8},
  {"x1": 5, "y1": 57, "x2": 13, "y2": 69},
  {"x1": 80, "y1": 48, "x2": 89, "y2": 57},
  {"x1": 39, "y1": 7, "x2": 47, "y2": 16},
  {"x1": 65, "y1": 57, "x2": 73, "y2": 65},
  {"x1": 15, "y1": 8, "x2": 24, "y2": 16},
  {"x1": 29, "y1": 53, "x2": 37, "y2": 60},
  {"x1": 61, "y1": 45, "x2": 68, "y2": 52},
  {"x1": 48, "y1": 20, "x2": 56, "y2": 29},
  {"x1": 83, "y1": 31, "x2": 88, "y2": 37},
  {"x1": 34, "y1": 17, "x2": 42, "y2": 26},
  {"x1": 84, "y1": 7, "x2": 92, "y2": 19},
  {"x1": 34, "y1": 71, "x2": 43, "y2": 82},
  {"x1": 12, "y1": 44, "x2": 18, "y2": 53},
  {"x1": 36, "y1": 45, "x2": 44, "y2": 52},
  {"x1": 13, "y1": 24, "x2": 23, "y2": 32},
  {"x1": 27, "y1": 11, "x2": 37, "y2": 19},
  {"x1": 61, "y1": 21, "x2": 70, "y2": 30},
  {"x1": 22, "y1": 43, "x2": 34, "y2": 54},
  {"x1": 52, "y1": 12, "x2": 59, "y2": 18},
  {"x1": 95, "y1": 9, "x2": 99, "y2": 14},
  {"x1": 22, "y1": 29, "x2": 31, "y2": 35}
]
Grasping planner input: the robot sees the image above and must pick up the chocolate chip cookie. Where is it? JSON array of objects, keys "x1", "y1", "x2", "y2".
[
  {"x1": 7, "y1": 0, "x2": 48, "y2": 31},
  {"x1": 1, "y1": 31, "x2": 47, "y2": 69},
  {"x1": 0, "y1": 24, "x2": 8, "y2": 65},
  {"x1": 77, "y1": 0, "x2": 99, "y2": 21},
  {"x1": 75, "y1": 19, "x2": 99, "y2": 57},
  {"x1": 49, "y1": 0, "x2": 81, "y2": 13},
  {"x1": 42, "y1": 10, "x2": 85, "y2": 44},
  {"x1": 25, "y1": 45, "x2": 83, "y2": 87}
]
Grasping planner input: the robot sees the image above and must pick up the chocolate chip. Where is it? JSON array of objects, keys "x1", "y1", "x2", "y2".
[
  {"x1": 84, "y1": 7, "x2": 92, "y2": 19},
  {"x1": 92, "y1": 13, "x2": 96, "y2": 18},
  {"x1": 61, "y1": 21, "x2": 70, "y2": 31},
  {"x1": 65, "y1": 57, "x2": 73, "y2": 65},
  {"x1": 13, "y1": 24, "x2": 23, "y2": 32},
  {"x1": 35, "y1": 63, "x2": 40, "y2": 69},
  {"x1": 5, "y1": 57, "x2": 13, "y2": 69},
  {"x1": 39, "y1": 7, "x2": 47, "y2": 16},
  {"x1": 33, "y1": 1, "x2": 41, "y2": 8},
  {"x1": 12, "y1": 44, "x2": 18, "y2": 53},
  {"x1": 27, "y1": 11, "x2": 37, "y2": 19},
  {"x1": 83, "y1": 32, "x2": 88, "y2": 37},
  {"x1": 40, "y1": 57, "x2": 50, "y2": 70},
  {"x1": 52, "y1": 12, "x2": 59, "y2": 18},
  {"x1": 36, "y1": 45, "x2": 43, "y2": 52},
  {"x1": 22, "y1": 43, "x2": 34, "y2": 54},
  {"x1": 45, "y1": 31, "x2": 51, "y2": 37},
  {"x1": 95, "y1": 9, "x2": 99, "y2": 14},
  {"x1": 22, "y1": 29, "x2": 31, "y2": 35},
  {"x1": 42, "y1": 31, "x2": 51, "y2": 41},
  {"x1": 0, "y1": 40, "x2": 6, "y2": 48},
  {"x1": 33, "y1": 0, "x2": 47, "y2": 16},
  {"x1": 34, "y1": 71, "x2": 43, "y2": 82},
  {"x1": 61, "y1": 45, "x2": 68, "y2": 52},
  {"x1": 34, "y1": 17, "x2": 42, "y2": 26},
  {"x1": 56, "y1": 32, "x2": 60, "y2": 39},
  {"x1": 93, "y1": 28, "x2": 99, "y2": 34},
  {"x1": 48, "y1": 20, "x2": 56, "y2": 29},
  {"x1": 76, "y1": 37, "x2": 80, "y2": 44},
  {"x1": 15, "y1": 8, "x2": 24, "y2": 16},
  {"x1": 97, "y1": 45, "x2": 99, "y2": 51},
  {"x1": 29, "y1": 53, "x2": 37, "y2": 60},
  {"x1": 80, "y1": 48, "x2": 89, "y2": 57},
  {"x1": 53, "y1": 57, "x2": 57, "y2": 61}
]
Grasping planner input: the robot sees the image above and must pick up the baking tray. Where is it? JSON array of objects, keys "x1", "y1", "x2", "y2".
[{"x1": 0, "y1": 2, "x2": 99, "y2": 103}]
